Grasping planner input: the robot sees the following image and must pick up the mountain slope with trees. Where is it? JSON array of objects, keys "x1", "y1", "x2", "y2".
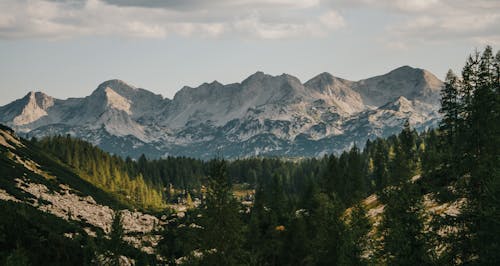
[{"x1": 0, "y1": 47, "x2": 498, "y2": 265}]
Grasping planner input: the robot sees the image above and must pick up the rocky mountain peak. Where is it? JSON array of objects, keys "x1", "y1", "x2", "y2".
[
  {"x1": 388, "y1": 65, "x2": 416, "y2": 74},
  {"x1": 0, "y1": 66, "x2": 443, "y2": 159},
  {"x1": 279, "y1": 73, "x2": 303, "y2": 84},
  {"x1": 172, "y1": 79, "x2": 226, "y2": 104},
  {"x1": 26, "y1": 91, "x2": 54, "y2": 109},
  {"x1": 384, "y1": 66, "x2": 441, "y2": 88},
  {"x1": 86, "y1": 80, "x2": 167, "y2": 119},
  {"x1": 353, "y1": 65, "x2": 442, "y2": 107},
  {"x1": 306, "y1": 72, "x2": 335, "y2": 86},
  {"x1": 97, "y1": 79, "x2": 136, "y2": 90},
  {"x1": 91, "y1": 79, "x2": 139, "y2": 101},
  {"x1": 305, "y1": 72, "x2": 353, "y2": 92},
  {"x1": 303, "y1": 72, "x2": 363, "y2": 114},
  {"x1": 242, "y1": 71, "x2": 267, "y2": 84},
  {"x1": 209, "y1": 80, "x2": 223, "y2": 86},
  {"x1": 240, "y1": 72, "x2": 306, "y2": 99},
  {"x1": 7, "y1": 91, "x2": 55, "y2": 126}
]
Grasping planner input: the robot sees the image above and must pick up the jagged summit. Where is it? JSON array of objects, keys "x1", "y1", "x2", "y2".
[
  {"x1": 97, "y1": 79, "x2": 136, "y2": 90},
  {"x1": 388, "y1": 65, "x2": 417, "y2": 73},
  {"x1": 305, "y1": 72, "x2": 353, "y2": 91},
  {"x1": 306, "y1": 72, "x2": 335, "y2": 84},
  {"x1": 0, "y1": 91, "x2": 55, "y2": 127},
  {"x1": 279, "y1": 73, "x2": 303, "y2": 84},
  {"x1": 209, "y1": 80, "x2": 223, "y2": 86},
  {"x1": 91, "y1": 79, "x2": 139, "y2": 100},
  {"x1": 16, "y1": 91, "x2": 53, "y2": 125},
  {"x1": 0, "y1": 66, "x2": 443, "y2": 159},
  {"x1": 353, "y1": 65, "x2": 443, "y2": 107},
  {"x1": 24, "y1": 90, "x2": 53, "y2": 103},
  {"x1": 241, "y1": 71, "x2": 277, "y2": 85}
]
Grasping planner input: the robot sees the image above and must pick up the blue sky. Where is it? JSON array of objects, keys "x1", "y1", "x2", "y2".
[{"x1": 1, "y1": 0, "x2": 499, "y2": 105}]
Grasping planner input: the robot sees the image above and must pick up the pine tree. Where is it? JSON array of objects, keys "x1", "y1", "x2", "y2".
[
  {"x1": 433, "y1": 46, "x2": 500, "y2": 264},
  {"x1": 347, "y1": 145, "x2": 367, "y2": 204},
  {"x1": 421, "y1": 129, "x2": 441, "y2": 179},
  {"x1": 200, "y1": 158, "x2": 245, "y2": 265},
  {"x1": 247, "y1": 177, "x2": 286, "y2": 265},
  {"x1": 346, "y1": 203, "x2": 371, "y2": 266},
  {"x1": 466, "y1": 46, "x2": 500, "y2": 264},
  {"x1": 377, "y1": 182, "x2": 432, "y2": 265},
  {"x1": 309, "y1": 192, "x2": 350, "y2": 265},
  {"x1": 157, "y1": 216, "x2": 200, "y2": 266},
  {"x1": 373, "y1": 139, "x2": 389, "y2": 191},
  {"x1": 107, "y1": 211, "x2": 125, "y2": 266},
  {"x1": 390, "y1": 120, "x2": 417, "y2": 183},
  {"x1": 440, "y1": 70, "x2": 460, "y2": 146}
]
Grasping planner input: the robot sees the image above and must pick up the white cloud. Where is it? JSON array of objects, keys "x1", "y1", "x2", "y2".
[
  {"x1": 125, "y1": 21, "x2": 167, "y2": 38},
  {"x1": 0, "y1": 0, "x2": 343, "y2": 40},
  {"x1": 2, "y1": 0, "x2": 497, "y2": 46},
  {"x1": 391, "y1": 0, "x2": 439, "y2": 12},
  {"x1": 319, "y1": 10, "x2": 345, "y2": 30},
  {"x1": 230, "y1": 10, "x2": 345, "y2": 39},
  {"x1": 372, "y1": 0, "x2": 500, "y2": 47},
  {"x1": 99, "y1": 0, "x2": 320, "y2": 10},
  {"x1": 320, "y1": 0, "x2": 499, "y2": 47},
  {"x1": 387, "y1": 13, "x2": 500, "y2": 46},
  {"x1": 234, "y1": 0, "x2": 320, "y2": 9}
]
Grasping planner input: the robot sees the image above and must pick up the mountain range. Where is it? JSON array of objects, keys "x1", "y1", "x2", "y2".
[{"x1": 0, "y1": 66, "x2": 443, "y2": 159}]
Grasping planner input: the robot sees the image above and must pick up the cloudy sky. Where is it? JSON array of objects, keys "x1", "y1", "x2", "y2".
[{"x1": 1, "y1": 0, "x2": 499, "y2": 104}]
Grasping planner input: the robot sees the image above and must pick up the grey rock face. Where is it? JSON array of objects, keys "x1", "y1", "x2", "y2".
[{"x1": 0, "y1": 66, "x2": 443, "y2": 159}]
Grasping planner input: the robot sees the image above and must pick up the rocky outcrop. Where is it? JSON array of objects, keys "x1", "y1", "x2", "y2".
[{"x1": 10, "y1": 177, "x2": 162, "y2": 253}]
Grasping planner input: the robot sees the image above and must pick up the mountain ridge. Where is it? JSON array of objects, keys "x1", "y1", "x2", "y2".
[{"x1": 0, "y1": 66, "x2": 443, "y2": 159}]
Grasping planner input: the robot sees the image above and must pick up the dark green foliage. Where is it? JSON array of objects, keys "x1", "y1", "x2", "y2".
[
  {"x1": 390, "y1": 120, "x2": 418, "y2": 183},
  {"x1": 199, "y1": 159, "x2": 246, "y2": 265},
  {"x1": 440, "y1": 70, "x2": 460, "y2": 148},
  {"x1": 158, "y1": 214, "x2": 201, "y2": 265},
  {"x1": 107, "y1": 211, "x2": 125, "y2": 265},
  {"x1": 246, "y1": 175, "x2": 289, "y2": 265},
  {"x1": 347, "y1": 203, "x2": 371, "y2": 266},
  {"x1": 308, "y1": 192, "x2": 350, "y2": 265},
  {"x1": 0, "y1": 201, "x2": 86, "y2": 265},
  {"x1": 377, "y1": 181, "x2": 432, "y2": 266},
  {"x1": 421, "y1": 129, "x2": 441, "y2": 179},
  {"x1": 429, "y1": 46, "x2": 500, "y2": 265},
  {"x1": 460, "y1": 46, "x2": 500, "y2": 265},
  {"x1": 372, "y1": 139, "x2": 390, "y2": 191}
]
